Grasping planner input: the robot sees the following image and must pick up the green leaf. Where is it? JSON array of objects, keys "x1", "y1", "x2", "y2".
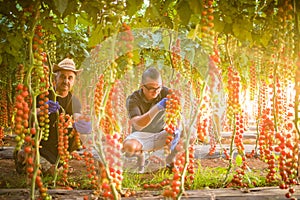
[
  {"x1": 78, "y1": 13, "x2": 92, "y2": 26},
  {"x1": 7, "y1": 34, "x2": 23, "y2": 50},
  {"x1": 214, "y1": 19, "x2": 225, "y2": 33},
  {"x1": 80, "y1": 2, "x2": 98, "y2": 24},
  {"x1": 57, "y1": 24, "x2": 65, "y2": 32},
  {"x1": 0, "y1": 55, "x2": 2, "y2": 65},
  {"x1": 145, "y1": 3, "x2": 160, "y2": 19},
  {"x1": 223, "y1": 23, "x2": 232, "y2": 34},
  {"x1": 67, "y1": 14, "x2": 76, "y2": 30},
  {"x1": 161, "y1": 0, "x2": 174, "y2": 13},
  {"x1": 232, "y1": 23, "x2": 240, "y2": 37},
  {"x1": 5, "y1": 45, "x2": 18, "y2": 56},
  {"x1": 88, "y1": 24, "x2": 103, "y2": 48},
  {"x1": 132, "y1": 51, "x2": 140, "y2": 64},
  {"x1": 187, "y1": 0, "x2": 202, "y2": 14},
  {"x1": 162, "y1": 16, "x2": 173, "y2": 28},
  {"x1": 42, "y1": 19, "x2": 61, "y2": 36},
  {"x1": 244, "y1": 29, "x2": 252, "y2": 42},
  {"x1": 63, "y1": 0, "x2": 78, "y2": 18},
  {"x1": 54, "y1": 0, "x2": 68, "y2": 15},
  {"x1": 235, "y1": 154, "x2": 243, "y2": 167},
  {"x1": 187, "y1": 28, "x2": 195, "y2": 39},
  {"x1": 224, "y1": 15, "x2": 233, "y2": 24},
  {"x1": 126, "y1": 0, "x2": 143, "y2": 17},
  {"x1": 177, "y1": 0, "x2": 191, "y2": 25},
  {"x1": 260, "y1": 31, "x2": 272, "y2": 48}
]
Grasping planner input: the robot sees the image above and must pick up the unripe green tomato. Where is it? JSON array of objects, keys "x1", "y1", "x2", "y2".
[
  {"x1": 15, "y1": 135, "x2": 21, "y2": 142},
  {"x1": 20, "y1": 133, "x2": 25, "y2": 139}
]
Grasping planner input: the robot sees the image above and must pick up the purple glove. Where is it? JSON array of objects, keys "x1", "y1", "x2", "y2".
[
  {"x1": 157, "y1": 98, "x2": 168, "y2": 110},
  {"x1": 170, "y1": 129, "x2": 180, "y2": 151},
  {"x1": 45, "y1": 100, "x2": 60, "y2": 114},
  {"x1": 73, "y1": 120, "x2": 92, "y2": 134}
]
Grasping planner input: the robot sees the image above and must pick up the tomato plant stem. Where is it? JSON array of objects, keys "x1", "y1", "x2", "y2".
[{"x1": 223, "y1": 114, "x2": 236, "y2": 186}]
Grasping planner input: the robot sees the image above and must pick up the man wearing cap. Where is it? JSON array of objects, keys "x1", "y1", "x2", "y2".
[
  {"x1": 15, "y1": 58, "x2": 91, "y2": 174},
  {"x1": 122, "y1": 67, "x2": 180, "y2": 173}
]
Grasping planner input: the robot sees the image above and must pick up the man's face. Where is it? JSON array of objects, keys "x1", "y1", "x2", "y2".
[
  {"x1": 142, "y1": 77, "x2": 162, "y2": 100},
  {"x1": 55, "y1": 70, "x2": 76, "y2": 94}
]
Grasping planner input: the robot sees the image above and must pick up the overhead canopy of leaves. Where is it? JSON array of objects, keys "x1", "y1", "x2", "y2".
[{"x1": 0, "y1": 0, "x2": 300, "y2": 87}]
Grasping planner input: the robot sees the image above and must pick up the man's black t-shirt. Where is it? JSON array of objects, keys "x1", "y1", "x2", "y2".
[
  {"x1": 126, "y1": 86, "x2": 168, "y2": 133},
  {"x1": 38, "y1": 91, "x2": 81, "y2": 164}
]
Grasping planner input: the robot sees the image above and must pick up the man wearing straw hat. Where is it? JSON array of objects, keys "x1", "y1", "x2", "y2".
[{"x1": 15, "y1": 58, "x2": 92, "y2": 174}]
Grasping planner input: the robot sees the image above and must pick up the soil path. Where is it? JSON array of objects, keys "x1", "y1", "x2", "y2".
[{"x1": 0, "y1": 134, "x2": 296, "y2": 200}]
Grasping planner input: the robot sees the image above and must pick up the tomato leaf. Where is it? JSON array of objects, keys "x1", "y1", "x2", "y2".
[
  {"x1": 176, "y1": 0, "x2": 191, "y2": 26},
  {"x1": 67, "y1": 14, "x2": 76, "y2": 30},
  {"x1": 88, "y1": 24, "x2": 103, "y2": 48},
  {"x1": 54, "y1": 0, "x2": 68, "y2": 15},
  {"x1": 235, "y1": 154, "x2": 243, "y2": 167},
  {"x1": 126, "y1": 0, "x2": 143, "y2": 17}
]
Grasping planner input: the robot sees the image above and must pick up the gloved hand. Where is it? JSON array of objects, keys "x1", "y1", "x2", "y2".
[
  {"x1": 45, "y1": 100, "x2": 60, "y2": 114},
  {"x1": 157, "y1": 98, "x2": 168, "y2": 110},
  {"x1": 170, "y1": 129, "x2": 180, "y2": 151},
  {"x1": 73, "y1": 120, "x2": 92, "y2": 134}
]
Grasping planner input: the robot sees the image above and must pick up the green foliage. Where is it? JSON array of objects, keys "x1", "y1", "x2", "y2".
[
  {"x1": 192, "y1": 166, "x2": 227, "y2": 189},
  {"x1": 0, "y1": 0, "x2": 299, "y2": 83},
  {"x1": 126, "y1": 0, "x2": 144, "y2": 17},
  {"x1": 235, "y1": 154, "x2": 243, "y2": 167},
  {"x1": 0, "y1": 0, "x2": 300, "y2": 195}
]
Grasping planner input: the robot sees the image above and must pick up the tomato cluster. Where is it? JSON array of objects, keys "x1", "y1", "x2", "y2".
[
  {"x1": 196, "y1": 115, "x2": 209, "y2": 143},
  {"x1": 94, "y1": 74, "x2": 105, "y2": 116},
  {"x1": 118, "y1": 22, "x2": 134, "y2": 72},
  {"x1": 234, "y1": 113, "x2": 245, "y2": 154},
  {"x1": 83, "y1": 149, "x2": 99, "y2": 190},
  {"x1": 0, "y1": 88, "x2": 10, "y2": 128},
  {"x1": 100, "y1": 84, "x2": 119, "y2": 135},
  {"x1": 99, "y1": 133, "x2": 123, "y2": 199},
  {"x1": 163, "y1": 145, "x2": 196, "y2": 199},
  {"x1": 171, "y1": 39, "x2": 182, "y2": 72},
  {"x1": 0, "y1": 127, "x2": 3, "y2": 145},
  {"x1": 93, "y1": 75, "x2": 125, "y2": 198},
  {"x1": 14, "y1": 84, "x2": 31, "y2": 151},
  {"x1": 38, "y1": 92, "x2": 50, "y2": 140},
  {"x1": 249, "y1": 62, "x2": 257, "y2": 100},
  {"x1": 32, "y1": 25, "x2": 49, "y2": 94},
  {"x1": 200, "y1": 0, "x2": 215, "y2": 54},
  {"x1": 170, "y1": 38, "x2": 192, "y2": 80},
  {"x1": 164, "y1": 89, "x2": 181, "y2": 145},
  {"x1": 57, "y1": 114, "x2": 73, "y2": 183},
  {"x1": 226, "y1": 66, "x2": 241, "y2": 121}
]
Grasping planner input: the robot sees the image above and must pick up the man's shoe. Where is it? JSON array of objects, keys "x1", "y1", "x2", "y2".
[
  {"x1": 136, "y1": 152, "x2": 145, "y2": 167},
  {"x1": 137, "y1": 159, "x2": 150, "y2": 173},
  {"x1": 166, "y1": 162, "x2": 174, "y2": 172}
]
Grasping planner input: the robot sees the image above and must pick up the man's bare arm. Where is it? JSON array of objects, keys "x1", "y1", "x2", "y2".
[{"x1": 130, "y1": 105, "x2": 161, "y2": 131}]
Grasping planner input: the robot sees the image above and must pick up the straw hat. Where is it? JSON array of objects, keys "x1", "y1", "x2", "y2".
[{"x1": 53, "y1": 58, "x2": 83, "y2": 74}]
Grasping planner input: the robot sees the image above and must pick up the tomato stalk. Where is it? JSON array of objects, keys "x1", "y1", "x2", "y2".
[
  {"x1": 254, "y1": 83, "x2": 262, "y2": 155},
  {"x1": 223, "y1": 114, "x2": 236, "y2": 186},
  {"x1": 92, "y1": 83, "x2": 122, "y2": 199},
  {"x1": 175, "y1": 82, "x2": 206, "y2": 199},
  {"x1": 31, "y1": 93, "x2": 43, "y2": 199},
  {"x1": 22, "y1": 1, "x2": 46, "y2": 199}
]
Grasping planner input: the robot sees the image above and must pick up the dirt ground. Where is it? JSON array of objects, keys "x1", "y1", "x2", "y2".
[
  {"x1": 0, "y1": 134, "x2": 268, "y2": 190},
  {"x1": 0, "y1": 134, "x2": 267, "y2": 200},
  {"x1": 0, "y1": 156, "x2": 266, "y2": 187}
]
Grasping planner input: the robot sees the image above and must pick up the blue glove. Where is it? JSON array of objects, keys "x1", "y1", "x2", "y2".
[
  {"x1": 73, "y1": 120, "x2": 92, "y2": 134},
  {"x1": 170, "y1": 129, "x2": 180, "y2": 151},
  {"x1": 157, "y1": 98, "x2": 168, "y2": 110},
  {"x1": 45, "y1": 100, "x2": 60, "y2": 114}
]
